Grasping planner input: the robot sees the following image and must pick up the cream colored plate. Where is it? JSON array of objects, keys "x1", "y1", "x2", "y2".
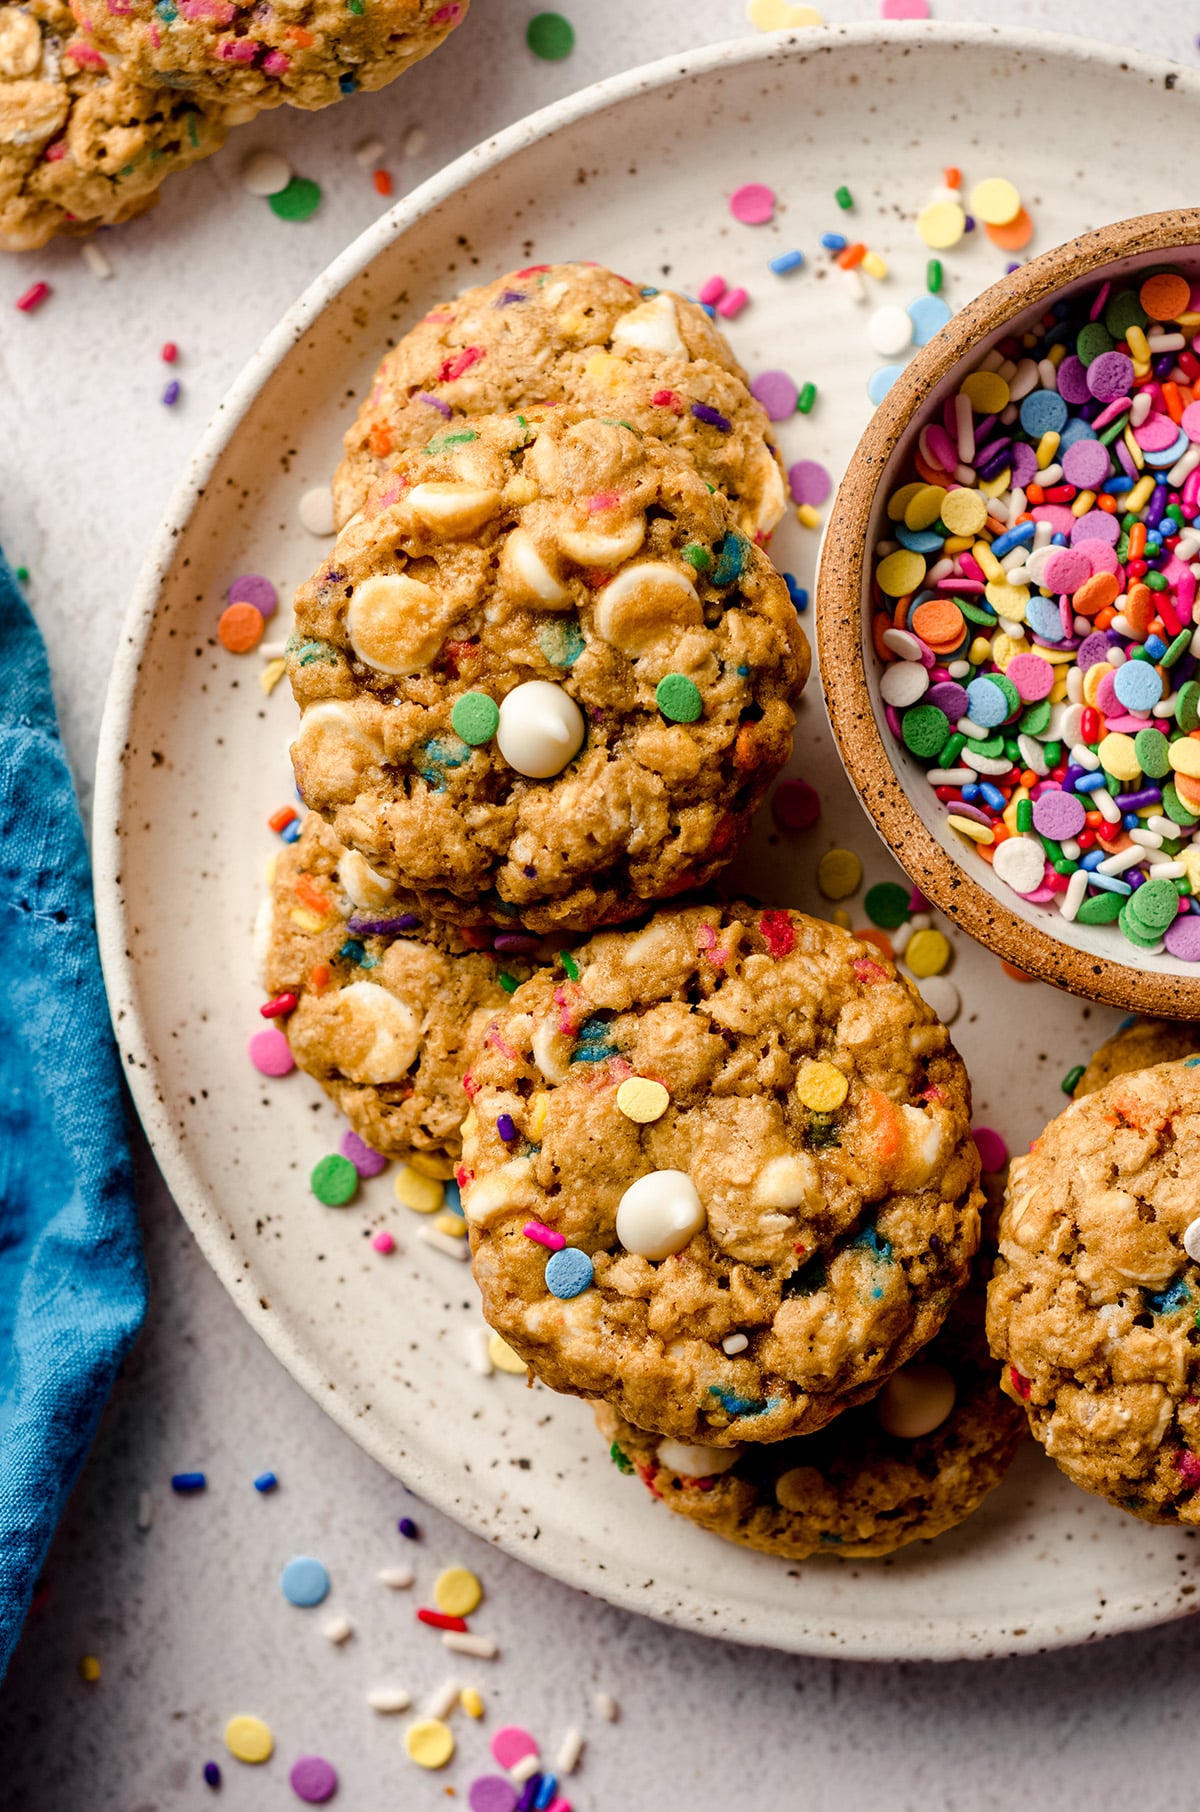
[{"x1": 95, "y1": 23, "x2": 1200, "y2": 1659}]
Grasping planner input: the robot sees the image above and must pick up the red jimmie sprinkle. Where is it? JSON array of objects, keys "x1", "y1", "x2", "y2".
[
  {"x1": 260, "y1": 992, "x2": 297, "y2": 1019},
  {"x1": 161, "y1": 341, "x2": 178, "y2": 363},
  {"x1": 373, "y1": 168, "x2": 393, "y2": 197},
  {"x1": 16, "y1": 282, "x2": 50, "y2": 313},
  {"x1": 417, "y1": 1609, "x2": 468, "y2": 1631}
]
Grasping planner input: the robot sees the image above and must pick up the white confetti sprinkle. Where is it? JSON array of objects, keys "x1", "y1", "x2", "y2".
[
  {"x1": 420, "y1": 1225, "x2": 471, "y2": 1262},
  {"x1": 355, "y1": 136, "x2": 386, "y2": 168},
  {"x1": 511, "y1": 1754, "x2": 542, "y2": 1784},
  {"x1": 556, "y1": 1727, "x2": 585, "y2": 1775},
  {"x1": 442, "y1": 1631, "x2": 498, "y2": 1658},
  {"x1": 593, "y1": 1690, "x2": 620, "y2": 1721},
  {"x1": 298, "y1": 485, "x2": 336, "y2": 536},
  {"x1": 467, "y1": 1326, "x2": 494, "y2": 1375},
  {"x1": 240, "y1": 148, "x2": 293, "y2": 195},
  {"x1": 403, "y1": 125, "x2": 427, "y2": 157},
  {"x1": 323, "y1": 1614, "x2": 353, "y2": 1644},
  {"x1": 81, "y1": 242, "x2": 113, "y2": 280},
  {"x1": 379, "y1": 1565, "x2": 414, "y2": 1590},
  {"x1": 367, "y1": 1685, "x2": 411, "y2": 1714},
  {"x1": 918, "y1": 975, "x2": 960, "y2": 1024},
  {"x1": 136, "y1": 1491, "x2": 153, "y2": 1531},
  {"x1": 423, "y1": 1677, "x2": 461, "y2": 1720}
]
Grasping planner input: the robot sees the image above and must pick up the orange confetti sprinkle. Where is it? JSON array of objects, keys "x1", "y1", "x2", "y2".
[{"x1": 218, "y1": 601, "x2": 263, "y2": 653}]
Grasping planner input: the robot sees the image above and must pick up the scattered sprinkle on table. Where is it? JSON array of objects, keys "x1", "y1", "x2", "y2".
[
  {"x1": 249, "y1": 1026, "x2": 294, "y2": 1076},
  {"x1": 729, "y1": 182, "x2": 775, "y2": 226},
  {"x1": 525, "y1": 11, "x2": 573, "y2": 58},
  {"x1": 395, "y1": 1164, "x2": 444, "y2": 1211},
  {"x1": 171, "y1": 1471, "x2": 206, "y2": 1493},
  {"x1": 298, "y1": 486, "x2": 336, "y2": 535},
  {"x1": 219, "y1": 601, "x2": 265, "y2": 653},
  {"x1": 771, "y1": 776, "x2": 821, "y2": 830},
  {"x1": 817, "y1": 847, "x2": 863, "y2": 899},
  {"x1": 341, "y1": 1127, "x2": 386, "y2": 1176},
  {"x1": 281, "y1": 1555, "x2": 331, "y2": 1607},
  {"x1": 470, "y1": 1777, "x2": 518, "y2": 1812},
  {"x1": 405, "y1": 1718, "x2": 455, "y2": 1769},
  {"x1": 203, "y1": 1760, "x2": 221, "y2": 1787},
  {"x1": 488, "y1": 1332, "x2": 528, "y2": 1374},
  {"x1": 433, "y1": 1565, "x2": 483, "y2": 1617},
  {"x1": 748, "y1": 0, "x2": 824, "y2": 24},
  {"x1": 229, "y1": 573, "x2": 278, "y2": 617},
  {"x1": 161, "y1": 380, "x2": 181, "y2": 408},
  {"x1": 398, "y1": 1515, "x2": 420, "y2": 1539},
  {"x1": 492, "y1": 1725, "x2": 540, "y2": 1768},
  {"x1": 269, "y1": 176, "x2": 322, "y2": 222},
  {"x1": 788, "y1": 458, "x2": 832, "y2": 507},
  {"x1": 78, "y1": 1654, "x2": 101, "y2": 1681},
  {"x1": 225, "y1": 1715, "x2": 274, "y2": 1764},
  {"x1": 751, "y1": 369, "x2": 798, "y2": 419},
  {"x1": 880, "y1": 0, "x2": 928, "y2": 15},
  {"x1": 253, "y1": 1471, "x2": 278, "y2": 1492},
  {"x1": 16, "y1": 282, "x2": 49, "y2": 313},
  {"x1": 972, "y1": 1126, "x2": 1009, "y2": 1172},
  {"x1": 289, "y1": 1755, "x2": 338, "y2": 1803},
  {"x1": 311, "y1": 1153, "x2": 358, "y2": 1206},
  {"x1": 241, "y1": 148, "x2": 293, "y2": 196}
]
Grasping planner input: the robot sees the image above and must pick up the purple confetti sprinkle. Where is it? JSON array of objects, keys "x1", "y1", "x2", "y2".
[
  {"x1": 788, "y1": 458, "x2": 833, "y2": 507},
  {"x1": 289, "y1": 1755, "x2": 338, "y2": 1804},
  {"x1": 346, "y1": 913, "x2": 421, "y2": 935},
  {"x1": 162, "y1": 380, "x2": 181, "y2": 407},
  {"x1": 341, "y1": 1128, "x2": 387, "y2": 1177},
  {"x1": 750, "y1": 369, "x2": 799, "y2": 420},
  {"x1": 417, "y1": 392, "x2": 453, "y2": 417},
  {"x1": 691, "y1": 402, "x2": 732, "y2": 432},
  {"x1": 496, "y1": 1113, "x2": 517, "y2": 1143},
  {"x1": 493, "y1": 932, "x2": 541, "y2": 953}
]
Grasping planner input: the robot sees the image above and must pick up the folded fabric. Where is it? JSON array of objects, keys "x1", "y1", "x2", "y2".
[{"x1": 0, "y1": 547, "x2": 147, "y2": 1678}]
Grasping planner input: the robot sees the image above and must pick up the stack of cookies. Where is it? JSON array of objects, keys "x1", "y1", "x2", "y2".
[
  {"x1": 0, "y1": 0, "x2": 467, "y2": 249},
  {"x1": 264, "y1": 261, "x2": 1028, "y2": 1563}
]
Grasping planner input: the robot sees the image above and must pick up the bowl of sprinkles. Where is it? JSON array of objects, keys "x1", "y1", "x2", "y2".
[{"x1": 820, "y1": 209, "x2": 1200, "y2": 1015}]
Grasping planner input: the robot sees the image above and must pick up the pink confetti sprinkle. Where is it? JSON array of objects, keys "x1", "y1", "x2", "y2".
[
  {"x1": 262, "y1": 47, "x2": 290, "y2": 74},
  {"x1": 248, "y1": 1027, "x2": 294, "y2": 1076},
  {"x1": 751, "y1": 369, "x2": 798, "y2": 420},
  {"x1": 371, "y1": 1230, "x2": 396, "y2": 1254},
  {"x1": 880, "y1": 0, "x2": 929, "y2": 15},
  {"x1": 216, "y1": 34, "x2": 259, "y2": 60},
  {"x1": 716, "y1": 286, "x2": 748, "y2": 319},
  {"x1": 523, "y1": 1221, "x2": 566, "y2": 1251},
  {"x1": 729, "y1": 182, "x2": 775, "y2": 226},
  {"x1": 698, "y1": 274, "x2": 727, "y2": 306}
]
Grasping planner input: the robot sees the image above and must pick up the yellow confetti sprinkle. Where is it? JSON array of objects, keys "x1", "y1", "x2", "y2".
[
  {"x1": 527, "y1": 1091, "x2": 549, "y2": 1141},
  {"x1": 461, "y1": 1687, "x2": 485, "y2": 1719},
  {"x1": 488, "y1": 1332, "x2": 528, "y2": 1375},
  {"x1": 795, "y1": 503, "x2": 822, "y2": 530},
  {"x1": 831, "y1": 907, "x2": 852, "y2": 931},
  {"x1": 78, "y1": 1655, "x2": 101, "y2": 1683},
  {"x1": 959, "y1": 370, "x2": 1010, "y2": 415},
  {"x1": 906, "y1": 928, "x2": 951, "y2": 978},
  {"x1": 1171, "y1": 740, "x2": 1200, "y2": 780},
  {"x1": 917, "y1": 200, "x2": 966, "y2": 250},
  {"x1": 616, "y1": 1077, "x2": 670, "y2": 1124},
  {"x1": 289, "y1": 907, "x2": 327, "y2": 933},
  {"x1": 433, "y1": 1210, "x2": 468, "y2": 1238},
  {"x1": 404, "y1": 1718, "x2": 455, "y2": 1770},
  {"x1": 861, "y1": 249, "x2": 888, "y2": 279},
  {"x1": 795, "y1": 1059, "x2": 849, "y2": 1112},
  {"x1": 817, "y1": 848, "x2": 863, "y2": 900},
  {"x1": 394, "y1": 1166, "x2": 444, "y2": 1213},
  {"x1": 886, "y1": 481, "x2": 925, "y2": 522},
  {"x1": 939, "y1": 488, "x2": 987, "y2": 536},
  {"x1": 947, "y1": 814, "x2": 994, "y2": 846},
  {"x1": 582, "y1": 350, "x2": 630, "y2": 389},
  {"x1": 747, "y1": 0, "x2": 824, "y2": 26},
  {"x1": 225, "y1": 1716, "x2": 274, "y2": 1765},
  {"x1": 259, "y1": 656, "x2": 287, "y2": 695},
  {"x1": 876, "y1": 548, "x2": 926, "y2": 598},
  {"x1": 970, "y1": 177, "x2": 1021, "y2": 226},
  {"x1": 903, "y1": 484, "x2": 946, "y2": 532},
  {"x1": 434, "y1": 1566, "x2": 483, "y2": 1617},
  {"x1": 1098, "y1": 732, "x2": 1142, "y2": 783},
  {"x1": 408, "y1": 1150, "x2": 451, "y2": 1180}
]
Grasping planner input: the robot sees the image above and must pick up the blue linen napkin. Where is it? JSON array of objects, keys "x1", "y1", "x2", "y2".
[{"x1": 0, "y1": 547, "x2": 147, "y2": 1677}]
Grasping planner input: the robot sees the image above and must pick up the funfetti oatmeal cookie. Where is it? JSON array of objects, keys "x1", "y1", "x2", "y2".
[
  {"x1": 259, "y1": 813, "x2": 535, "y2": 1173},
  {"x1": 988, "y1": 1058, "x2": 1200, "y2": 1524},
  {"x1": 0, "y1": 0, "x2": 228, "y2": 251},
  {"x1": 333, "y1": 262, "x2": 787, "y2": 537},
  {"x1": 460, "y1": 904, "x2": 983, "y2": 1445},
  {"x1": 1072, "y1": 1018, "x2": 1200, "y2": 1100},
  {"x1": 74, "y1": 0, "x2": 467, "y2": 114},
  {"x1": 288, "y1": 409, "x2": 810, "y2": 936},
  {"x1": 596, "y1": 1272, "x2": 1024, "y2": 1560}
]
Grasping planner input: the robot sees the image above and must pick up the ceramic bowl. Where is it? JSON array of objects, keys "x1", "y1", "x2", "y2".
[{"x1": 819, "y1": 208, "x2": 1200, "y2": 1016}]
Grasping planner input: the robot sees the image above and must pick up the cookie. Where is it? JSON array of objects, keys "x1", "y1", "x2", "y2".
[
  {"x1": 289, "y1": 409, "x2": 810, "y2": 934},
  {"x1": 1072, "y1": 1018, "x2": 1200, "y2": 1100},
  {"x1": 260, "y1": 813, "x2": 530, "y2": 1172},
  {"x1": 1, "y1": 0, "x2": 228, "y2": 250},
  {"x1": 76, "y1": 0, "x2": 467, "y2": 113},
  {"x1": 596, "y1": 1276, "x2": 1024, "y2": 1560},
  {"x1": 333, "y1": 262, "x2": 787, "y2": 538},
  {"x1": 461, "y1": 904, "x2": 983, "y2": 1444},
  {"x1": 988, "y1": 1058, "x2": 1200, "y2": 1523}
]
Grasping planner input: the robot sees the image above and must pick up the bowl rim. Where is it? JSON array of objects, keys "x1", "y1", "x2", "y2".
[{"x1": 818, "y1": 206, "x2": 1200, "y2": 1017}]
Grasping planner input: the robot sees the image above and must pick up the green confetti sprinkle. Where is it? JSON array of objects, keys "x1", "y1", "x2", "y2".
[
  {"x1": 559, "y1": 950, "x2": 579, "y2": 980},
  {"x1": 834, "y1": 184, "x2": 853, "y2": 210},
  {"x1": 526, "y1": 10, "x2": 574, "y2": 59},
  {"x1": 796, "y1": 382, "x2": 817, "y2": 414},
  {"x1": 682, "y1": 542, "x2": 712, "y2": 572},
  {"x1": 926, "y1": 258, "x2": 943, "y2": 293},
  {"x1": 656, "y1": 672, "x2": 702, "y2": 724},
  {"x1": 269, "y1": 176, "x2": 322, "y2": 222},
  {"x1": 863, "y1": 882, "x2": 910, "y2": 930},
  {"x1": 450, "y1": 691, "x2": 500, "y2": 746},
  {"x1": 1061, "y1": 1064, "x2": 1085, "y2": 1096},
  {"x1": 311, "y1": 1153, "x2": 358, "y2": 1206}
]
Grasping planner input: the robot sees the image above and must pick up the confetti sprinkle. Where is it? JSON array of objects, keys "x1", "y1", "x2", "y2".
[
  {"x1": 729, "y1": 182, "x2": 775, "y2": 225},
  {"x1": 526, "y1": 11, "x2": 574, "y2": 58},
  {"x1": 269, "y1": 175, "x2": 322, "y2": 221},
  {"x1": 241, "y1": 148, "x2": 293, "y2": 195},
  {"x1": 280, "y1": 1555, "x2": 331, "y2": 1607},
  {"x1": 224, "y1": 1716, "x2": 274, "y2": 1764}
]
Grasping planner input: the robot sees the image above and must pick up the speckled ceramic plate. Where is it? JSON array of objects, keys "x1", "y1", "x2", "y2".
[{"x1": 95, "y1": 24, "x2": 1200, "y2": 1659}]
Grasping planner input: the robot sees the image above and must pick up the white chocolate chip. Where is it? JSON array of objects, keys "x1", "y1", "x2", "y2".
[
  {"x1": 615, "y1": 1169, "x2": 706, "y2": 1259},
  {"x1": 611, "y1": 293, "x2": 687, "y2": 358},
  {"x1": 496, "y1": 680, "x2": 585, "y2": 778},
  {"x1": 0, "y1": 10, "x2": 42, "y2": 77},
  {"x1": 462, "y1": 1158, "x2": 535, "y2": 1226},
  {"x1": 1185, "y1": 1217, "x2": 1200, "y2": 1264},
  {"x1": 898, "y1": 1103, "x2": 944, "y2": 1185},
  {"x1": 498, "y1": 527, "x2": 570, "y2": 606},
  {"x1": 291, "y1": 702, "x2": 383, "y2": 802},
  {"x1": 319, "y1": 982, "x2": 421, "y2": 1085},
  {"x1": 752, "y1": 1153, "x2": 821, "y2": 1212},
  {"x1": 875, "y1": 1362, "x2": 957, "y2": 1438},
  {"x1": 748, "y1": 441, "x2": 787, "y2": 537},
  {"x1": 346, "y1": 572, "x2": 457, "y2": 675},
  {"x1": 531, "y1": 1016, "x2": 573, "y2": 1084},
  {"x1": 556, "y1": 517, "x2": 646, "y2": 567},
  {"x1": 655, "y1": 1437, "x2": 742, "y2": 1476},
  {"x1": 407, "y1": 481, "x2": 501, "y2": 536},
  {"x1": 774, "y1": 1466, "x2": 820, "y2": 1511},
  {"x1": 337, "y1": 847, "x2": 396, "y2": 911},
  {"x1": 592, "y1": 561, "x2": 702, "y2": 655}
]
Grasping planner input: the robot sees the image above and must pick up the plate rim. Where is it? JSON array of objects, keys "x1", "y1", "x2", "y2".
[{"x1": 93, "y1": 19, "x2": 1200, "y2": 1662}]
